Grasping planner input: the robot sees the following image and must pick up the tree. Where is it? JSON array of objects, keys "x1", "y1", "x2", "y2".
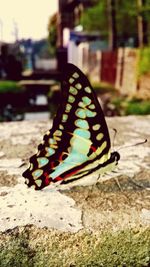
[
  {"x1": 137, "y1": 0, "x2": 150, "y2": 47},
  {"x1": 80, "y1": 0, "x2": 150, "y2": 48},
  {"x1": 80, "y1": 1, "x2": 108, "y2": 36},
  {"x1": 47, "y1": 13, "x2": 57, "y2": 56},
  {"x1": 115, "y1": 0, "x2": 137, "y2": 46},
  {"x1": 80, "y1": 0, "x2": 118, "y2": 49},
  {"x1": 107, "y1": 0, "x2": 117, "y2": 49}
]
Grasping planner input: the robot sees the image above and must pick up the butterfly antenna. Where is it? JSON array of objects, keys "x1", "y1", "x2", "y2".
[
  {"x1": 118, "y1": 139, "x2": 147, "y2": 151},
  {"x1": 112, "y1": 128, "x2": 117, "y2": 151}
]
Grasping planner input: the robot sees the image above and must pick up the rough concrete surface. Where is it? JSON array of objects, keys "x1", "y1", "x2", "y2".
[{"x1": 0, "y1": 116, "x2": 150, "y2": 266}]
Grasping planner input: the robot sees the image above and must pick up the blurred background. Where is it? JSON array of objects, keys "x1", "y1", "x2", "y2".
[{"x1": 0, "y1": 0, "x2": 150, "y2": 122}]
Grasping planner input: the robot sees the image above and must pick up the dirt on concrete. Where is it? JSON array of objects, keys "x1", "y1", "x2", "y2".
[{"x1": 0, "y1": 116, "x2": 150, "y2": 266}]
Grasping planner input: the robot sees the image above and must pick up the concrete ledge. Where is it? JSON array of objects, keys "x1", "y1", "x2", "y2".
[{"x1": 0, "y1": 116, "x2": 150, "y2": 266}]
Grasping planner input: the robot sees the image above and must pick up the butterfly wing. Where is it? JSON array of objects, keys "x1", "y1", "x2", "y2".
[{"x1": 23, "y1": 63, "x2": 111, "y2": 189}]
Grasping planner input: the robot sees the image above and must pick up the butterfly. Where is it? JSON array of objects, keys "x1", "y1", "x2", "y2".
[{"x1": 22, "y1": 63, "x2": 120, "y2": 190}]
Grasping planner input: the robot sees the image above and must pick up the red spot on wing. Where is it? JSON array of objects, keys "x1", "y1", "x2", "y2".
[
  {"x1": 64, "y1": 170, "x2": 78, "y2": 178},
  {"x1": 59, "y1": 153, "x2": 63, "y2": 162},
  {"x1": 53, "y1": 163, "x2": 84, "y2": 183},
  {"x1": 44, "y1": 172, "x2": 51, "y2": 185},
  {"x1": 50, "y1": 161, "x2": 55, "y2": 169},
  {"x1": 45, "y1": 177, "x2": 50, "y2": 185},
  {"x1": 54, "y1": 168, "x2": 81, "y2": 183},
  {"x1": 63, "y1": 166, "x2": 82, "y2": 179},
  {"x1": 44, "y1": 172, "x2": 49, "y2": 178},
  {"x1": 59, "y1": 152, "x2": 67, "y2": 162},
  {"x1": 54, "y1": 176, "x2": 63, "y2": 182},
  {"x1": 91, "y1": 146, "x2": 96, "y2": 152}
]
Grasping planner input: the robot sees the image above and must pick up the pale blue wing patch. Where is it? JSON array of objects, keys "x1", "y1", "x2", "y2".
[
  {"x1": 65, "y1": 103, "x2": 72, "y2": 113},
  {"x1": 78, "y1": 101, "x2": 86, "y2": 108},
  {"x1": 70, "y1": 135, "x2": 91, "y2": 155},
  {"x1": 82, "y1": 96, "x2": 91, "y2": 106},
  {"x1": 75, "y1": 108, "x2": 86, "y2": 119},
  {"x1": 92, "y1": 124, "x2": 101, "y2": 131},
  {"x1": 84, "y1": 86, "x2": 92, "y2": 93},
  {"x1": 89, "y1": 104, "x2": 96, "y2": 110},
  {"x1": 54, "y1": 130, "x2": 62, "y2": 136},
  {"x1": 37, "y1": 157, "x2": 49, "y2": 168},
  {"x1": 68, "y1": 95, "x2": 75, "y2": 103},
  {"x1": 59, "y1": 124, "x2": 64, "y2": 130},
  {"x1": 69, "y1": 77, "x2": 75, "y2": 84},
  {"x1": 75, "y1": 119, "x2": 89, "y2": 129},
  {"x1": 75, "y1": 83, "x2": 82, "y2": 90},
  {"x1": 45, "y1": 147, "x2": 55, "y2": 157},
  {"x1": 69, "y1": 86, "x2": 78, "y2": 95},
  {"x1": 49, "y1": 138, "x2": 57, "y2": 145},
  {"x1": 72, "y1": 72, "x2": 79, "y2": 79},
  {"x1": 50, "y1": 131, "x2": 91, "y2": 180},
  {"x1": 74, "y1": 128, "x2": 91, "y2": 139},
  {"x1": 86, "y1": 110, "x2": 96, "y2": 117},
  {"x1": 62, "y1": 114, "x2": 68, "y2": 122},
  {"x1": 35, "y1": 179, "x2": 42, "y2": 187},
  {"x1": 32, "y1": 169, "x2": 43, "y2": 180}
]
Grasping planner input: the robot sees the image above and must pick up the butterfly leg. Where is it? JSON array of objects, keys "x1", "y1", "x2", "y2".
[
  {"x1": 85, "y1": 184, "x2": 96, "y2": 201},
  {"x1": 97, "y1": 172, "x2": 123, "y2": 191},
  {"x1": 114, "y1": 177, "x2": 123, "y2": 191},
  {"x1": 128, "y1": 177, "x2": 149, "y2": 190},
  {"x1": 112, "y1": 170, "x2": 118, "y2": 173}
]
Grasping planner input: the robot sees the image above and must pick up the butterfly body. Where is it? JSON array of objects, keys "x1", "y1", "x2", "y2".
[{"x1": 23, "y1": 63, "x2": 120, "y2": 190}]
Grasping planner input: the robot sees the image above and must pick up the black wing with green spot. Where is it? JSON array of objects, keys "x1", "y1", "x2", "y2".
[{"x1": 22, "y1": 63, "x2": 111, "y2": 189}]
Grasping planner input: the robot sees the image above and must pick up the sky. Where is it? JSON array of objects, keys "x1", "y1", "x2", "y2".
[{"x1": 0, "y1": 0, "x2": 58, "y2": 42}]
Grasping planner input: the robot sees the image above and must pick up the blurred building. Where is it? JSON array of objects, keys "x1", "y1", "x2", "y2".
[
  {"x1": 56, "y1": 1, "x2": 140, "y2": 97},
  {"x1": 57, "y1": 0, "x2": 94, "y2": 46},
  {"x1": 57, "y1": 0, "x2": 96, "y2": 69}
]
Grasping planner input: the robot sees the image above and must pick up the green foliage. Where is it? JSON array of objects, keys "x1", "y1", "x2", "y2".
[
  {"x1": 48, "y1": 24, "x2": 57, "y2": 56},
  {"x1": 139, "y1": 47, "x2": 150, "y2": 76},
  {"x1": 80, "y1": 1, "x2": 108, "y2": 36},
  {"x1": 115, "y1": 1, "x2": 137, "y2": 38},
  {"x1": 80, "y1": 0, "x2": 150, "y2": 46},
  {"x1": 47, "y1": 13, "x2": 57, "y2": 57},
  {"x1": 89, "y1": 82, "x2": 150, "y2": 116},
  {"x1": 112, "y1": 97, "x2": 150, "y2": 115},
  {"x1": 91, "y1": 81, "x2": 116, "y2": 93},
  {"x1": 0, "y1": 231, "x2": 35, "y2": 267},
  {"x1": 139, "y1": 0, "x2": 150, "y2": 20},
  {"x1": 125, "y1": 99, "x2": 150, "y2": 115},
  {"x1": 0, "y1": 81, "x2": 24, "y2": 94},
  {"x1": 0, "y1": 226, "x2": 149, "y2": 267}
]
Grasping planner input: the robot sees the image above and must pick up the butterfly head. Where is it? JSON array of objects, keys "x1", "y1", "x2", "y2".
[{"x1": 110, "y1": 151, "x2": 120, "y2": 165}]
